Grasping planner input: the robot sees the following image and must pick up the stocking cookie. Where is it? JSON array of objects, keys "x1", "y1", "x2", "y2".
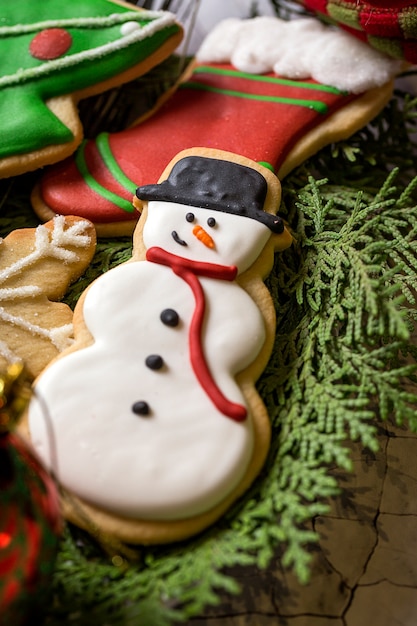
[
  {"x1": 0, "y1": 0, "x2": 182, "y2": 179},
  {"x1": 32, "y1": 15, "x2": 400, "y2": 236},
  {"x1": 0, "y1": 216, "x2": 96, "y2": 379},
  {"x1": 26, "y1": 149, "x2": 292, "y2": 544}
]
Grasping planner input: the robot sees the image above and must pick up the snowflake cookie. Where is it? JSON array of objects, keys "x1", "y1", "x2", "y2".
[{"x1": 0, "y1": 215, "x2": 96, "y2": 379}]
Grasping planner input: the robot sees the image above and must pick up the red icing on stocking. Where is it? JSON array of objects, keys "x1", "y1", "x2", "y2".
[{"x1": 39, "y1": 62, "x2": 358, "y2": 226}]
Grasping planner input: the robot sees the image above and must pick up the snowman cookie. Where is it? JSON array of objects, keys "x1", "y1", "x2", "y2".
[{"x1": 26, "y1": 148, "x2": 292, "y2": 544}]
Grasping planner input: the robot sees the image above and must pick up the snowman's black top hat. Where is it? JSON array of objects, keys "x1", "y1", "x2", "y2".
[{"x1": 136, "y1": 155, "x2": 284, "y2": 234}]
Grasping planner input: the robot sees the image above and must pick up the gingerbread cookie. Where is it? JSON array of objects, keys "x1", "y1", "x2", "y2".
[
  {"x1": 31, "y1": 15, "x2": 399, "y2": 237},
  {"x1": 0, "y1": 215, "x2": 96, "y2": 380},
  {"x1": 0, "y1": 0, "x2": 183, "y2": 179},
  {"x1": 26, "y1": 149, "x2": 292, "y2": 544}
]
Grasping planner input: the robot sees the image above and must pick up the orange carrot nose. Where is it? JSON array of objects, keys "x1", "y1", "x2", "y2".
[{"x1": 192, "y1": 224, "x2": 215, "y2": 248}]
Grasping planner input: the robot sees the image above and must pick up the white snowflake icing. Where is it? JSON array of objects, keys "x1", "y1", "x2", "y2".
[
  {"x1": 0, "y1": 215, "x2": 91, "y2": 283},
  {"x1": 0, "y1": 216, "x2": 92, "y2": 365},
  {"x1": 0, "y1": 339, "x2": 23, "y2": 366}
]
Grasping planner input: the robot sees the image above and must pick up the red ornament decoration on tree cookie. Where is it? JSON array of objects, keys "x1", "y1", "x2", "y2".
[{"x1": 29, "y1": 29, "x2": 73, "y2": 61}]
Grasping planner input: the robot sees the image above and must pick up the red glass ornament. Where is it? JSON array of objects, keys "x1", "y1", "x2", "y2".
[{"x1": 0, "y1": 365, "x2": 62, "y2": 626}]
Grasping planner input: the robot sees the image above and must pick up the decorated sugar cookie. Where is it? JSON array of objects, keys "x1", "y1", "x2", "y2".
[
  {"x1": 0, "y1": 0, "x2": 182, "y2": 179},
  {"x1": 26, "y1": 149, "x2": 292, "y2": 544},
  {"x1": 0, "y1": 216, "x2": 96, "y2": 379},
  {"x1": 32, "y1": 15, "x2": 400, "y2": 236}
]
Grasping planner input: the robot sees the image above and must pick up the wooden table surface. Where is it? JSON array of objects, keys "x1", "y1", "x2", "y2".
[{"x1": 188, "y1": 414, "x2": 417, "y2": 626}]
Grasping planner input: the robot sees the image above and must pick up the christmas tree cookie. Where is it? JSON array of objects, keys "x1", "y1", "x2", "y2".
[
  {"x1": 0, "y1": 216, "x2": 96, "y2": 380},
  {"x1": 32, "y1": 15, "x2": 401, "y2": 236},
  {"x1": 26, "y1": 148, "x2": 293, "y2": 545},
  {"x1": 0, "y1": 0, "x2": 182, "y2": 179}
]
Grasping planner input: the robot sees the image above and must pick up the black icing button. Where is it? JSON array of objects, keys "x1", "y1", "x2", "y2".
[
  {"x1": 160, "y1": 308, "x2": 179, "y2": 327},
  {"x1": 132, "y1": 401, "x2": 151, "y2": 416},
  {"x1": 145, "y1": 354, "x2": 164, "y2": 370}
]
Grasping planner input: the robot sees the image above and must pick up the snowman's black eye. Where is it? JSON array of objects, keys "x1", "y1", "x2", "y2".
[
  {"x1": 207, "y1": 217, "x2": 216, "y2": 228},
  {"x1": 186, "y1": 212, "x2": 195, "y2": 223}
]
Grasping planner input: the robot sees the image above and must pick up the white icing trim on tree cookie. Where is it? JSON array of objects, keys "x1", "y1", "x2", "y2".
[
  {"x1": 197, "y1": 16, "x2": 402, "y2": 93},
  {"x1": 0, "y1": 11, "x2": 169, "y2": 35},
  {"x1": 0, "y1": 11, "x2": 177, "y2": 89}
]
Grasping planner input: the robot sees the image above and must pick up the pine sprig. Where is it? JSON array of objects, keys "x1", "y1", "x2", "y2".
[{"x1": 270, "y1": 168, "x2": 417, "y2": 449}]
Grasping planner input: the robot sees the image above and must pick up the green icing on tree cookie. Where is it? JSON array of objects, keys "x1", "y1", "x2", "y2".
[{"x1": 0, "y1": 0, "x2": 180, "y2": 158}]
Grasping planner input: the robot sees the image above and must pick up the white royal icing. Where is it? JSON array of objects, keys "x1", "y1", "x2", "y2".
[
  {"x1": 197, "y1": 16, "x2": 402, "y2": 93},
  {"x1": 0, "y1": 216, "x2": 91, "y2": 359},
  {"x1": 0, "y1": 339, "x2": 22, "y2": 366},
  {"x1": 28, "y1": 203, "x2": 272, "y2": 520}
]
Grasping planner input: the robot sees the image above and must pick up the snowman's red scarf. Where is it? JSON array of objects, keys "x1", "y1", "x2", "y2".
[{"x1": 146, "y1": 246, "x2": 247, "y2": 422}]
